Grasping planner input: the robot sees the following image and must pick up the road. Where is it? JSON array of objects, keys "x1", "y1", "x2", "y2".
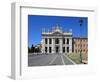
[{"x1": 28, "y1": 53, "x2": 75, "y2": 66}]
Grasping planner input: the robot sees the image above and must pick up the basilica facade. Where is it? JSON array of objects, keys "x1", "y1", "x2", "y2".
[{"x1": 41, "y1": 26, "x2": 72, "y2": 54}]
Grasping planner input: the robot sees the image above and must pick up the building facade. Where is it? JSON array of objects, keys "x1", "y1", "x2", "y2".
[
  {"x1": 41, "y1": 26, "x2": 72, "y2": 54},
  {"x1": 72, "y1": 38, "x2": 88, "y2": 54}
]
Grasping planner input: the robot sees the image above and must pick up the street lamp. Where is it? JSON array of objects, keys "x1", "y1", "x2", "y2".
[{"x1": 79, "y1": 18, "x2": 83, "y2": 63}]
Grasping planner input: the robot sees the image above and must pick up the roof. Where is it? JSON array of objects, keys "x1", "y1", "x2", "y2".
[{"x1": 42, "y1": 25, "x2": 72, "y2": 36}]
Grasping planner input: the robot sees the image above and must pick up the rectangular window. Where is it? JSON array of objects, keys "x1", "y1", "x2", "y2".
[
  {"x1": 49, "y1": 38, "x2": 52, "y2": 44},
  {"x1": 63, "y1": 38, "x2": 65, "y2": 44},
  {"x1": 75, "y1": 44, "x2": 77, "y2": 47},
  {"x1": 63, "y1": 47, "x2": 65, "y2": 53},
  {"x1": 67, "y1": 47, "x2": 69, "y2": 53},
  {"x1": 49, "y1": 47, "x2": 52, "y2": 53},
  {"x1": 55, "y1": 38, "x2": 59, "y2": 44},
  {"x1": 67, "y1": 39, "x2": 69, "y2": 44},
  {"x1": 45, "y1": 38, "x2": 47, "y2": 44},
  {"x1": 45, "y1": 47, "x2": 47, "y2": 53},
  {"x1": 75, "y1": 49, "x2": 77, "y2": 53}
]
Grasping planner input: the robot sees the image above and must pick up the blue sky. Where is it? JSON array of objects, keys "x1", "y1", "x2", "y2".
[{"x1": 28, "y1": 15, "x2": 88, "y2": 47}]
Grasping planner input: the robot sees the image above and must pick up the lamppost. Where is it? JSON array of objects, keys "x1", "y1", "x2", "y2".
[{"x1": 79, "y1": 18, "x2": 83, "y2": 63}]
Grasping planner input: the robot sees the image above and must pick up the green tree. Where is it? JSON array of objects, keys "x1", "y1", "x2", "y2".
[{"x1": 31, "y1": 44, "x2": 35, "y2": 53}]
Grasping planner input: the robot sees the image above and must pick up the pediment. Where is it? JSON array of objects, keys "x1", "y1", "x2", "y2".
[{"x1": 52, "y1": 31, "x2": 63, "y2": 35}]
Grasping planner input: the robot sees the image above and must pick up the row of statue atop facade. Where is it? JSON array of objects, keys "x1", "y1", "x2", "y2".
[{"x1": 42, "y1": 25, "x2": 72, "y2": 34}]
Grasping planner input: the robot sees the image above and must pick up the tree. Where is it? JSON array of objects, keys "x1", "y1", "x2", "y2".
[
  {"x1": 31, "y1": 44, "x2": 35, "y2": 53},
  {"x1": 28, "y1": 44, "x2": 42, "y2": 53}
]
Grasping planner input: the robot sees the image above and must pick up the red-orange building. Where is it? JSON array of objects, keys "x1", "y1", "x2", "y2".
[{"x1": 72, "y1": 37, "x2": 88, "y2": 54}]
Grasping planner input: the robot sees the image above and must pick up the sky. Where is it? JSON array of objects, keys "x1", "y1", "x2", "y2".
[{"x1": 28, "y1": 15, "x2": 88, "y2": 47}]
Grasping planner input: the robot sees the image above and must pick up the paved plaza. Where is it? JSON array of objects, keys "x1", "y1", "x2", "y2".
[{"x1": 28, "y1": 53, "x2": 75, "y2": 66}]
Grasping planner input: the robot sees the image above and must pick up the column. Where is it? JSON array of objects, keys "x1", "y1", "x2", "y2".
[
  {"x1": 65, "y1": 38, "x2": 67, "y2": 53},
  {"x1": 42, "y1": 38, "x2": 45, "y2": 53},
  {"x1": 52, "y1": 38, "x2": 55, "y2": 53},
  {"x1": 69, "y1": 37, "x2": 72, "y2": 53},
  {"x1": 47, "y1": 38, "x2": 49, "y2": 53},
  {"x1": 59, "y1": 38, "x2": 62, "y2": 53}
]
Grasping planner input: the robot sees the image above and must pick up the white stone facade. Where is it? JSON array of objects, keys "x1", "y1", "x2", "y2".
[{"x1": 41, "y1": 26, "x2": 72, "y2": 54}]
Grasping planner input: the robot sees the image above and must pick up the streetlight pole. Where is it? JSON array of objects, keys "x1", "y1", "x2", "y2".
[{"x1": 79, "y1": 18, "x2": 83, "y2": 63}]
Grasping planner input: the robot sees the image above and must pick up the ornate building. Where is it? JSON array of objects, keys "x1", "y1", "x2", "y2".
[{"x1": 41, "y1": 26, "x2": 72, "y2": 54}]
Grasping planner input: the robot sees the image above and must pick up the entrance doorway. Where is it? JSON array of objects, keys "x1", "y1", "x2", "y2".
[{"x1": 55, "y1": 46, "x2": 59, "y2": 53}]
